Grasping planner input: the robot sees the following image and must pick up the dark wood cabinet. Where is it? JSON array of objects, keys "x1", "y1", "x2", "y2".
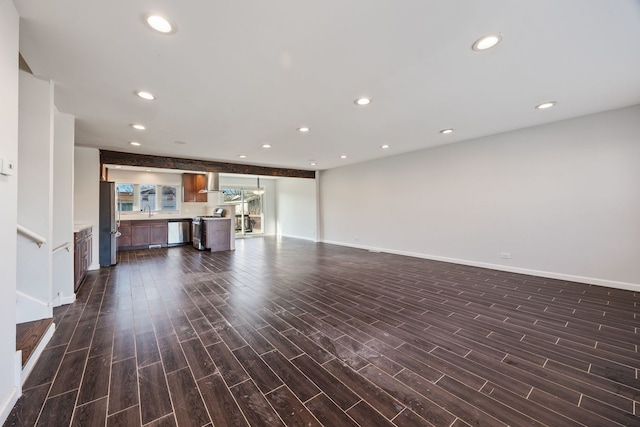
[
  {"x1": 150, "y1": 222, "x2": 168, "y2": 245},
  {"x1": 74, "y1": 226, "x2": 92, "y2": 291},
  {"x1": 119, "y1": 219, "x2": 168, "y2": 249},
  {"x1": 183, "y1": 173, "x2": 207, "y2": 202},
  {"x1": 117, "y1": 220, "x2": 131, "y2": 248},
  {"x1": 204, "y1": 218, "x2": 232, "y2": 252}
]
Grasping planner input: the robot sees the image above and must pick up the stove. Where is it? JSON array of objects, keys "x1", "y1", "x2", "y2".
[{"x1": 191, "y1": 216, "x2": 211, "y2": 250}]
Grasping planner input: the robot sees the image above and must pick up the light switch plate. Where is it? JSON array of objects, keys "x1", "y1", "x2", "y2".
[{"x1": 0, "y1": 158, "x2": 16, "y2": 176}]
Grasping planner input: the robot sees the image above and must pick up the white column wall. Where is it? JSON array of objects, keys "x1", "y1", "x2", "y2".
[
  {"x1": 319, "y1": 105, "x2": 640, "y2": 290},
  {"x1": 0, "y1": 1, "x2": 21, "y2": 423},
  {"x1": 16, "y1": 71, "x2": 54, "y2": 322},
  {"x1": 275, "y1": 178, "x2": 317, "y2": 241},
  {"x1": 52, "y1": 110, "x2": 75, "y2": 305},
  {"x1": 73, "y1": 147, "x2": 100, "y2": 270}
]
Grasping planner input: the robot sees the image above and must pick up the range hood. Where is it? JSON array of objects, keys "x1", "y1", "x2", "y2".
[{"x1": 198, "y1": 172, "x2": 220, "y2": 193}]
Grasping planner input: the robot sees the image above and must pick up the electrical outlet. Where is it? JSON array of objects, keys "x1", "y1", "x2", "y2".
[
  {"x1": 0, "y1": 158, "x2": 16, "y2": 176},
  {"x1": 500, "y1": 252, "x2": 511, "y2": 259}
]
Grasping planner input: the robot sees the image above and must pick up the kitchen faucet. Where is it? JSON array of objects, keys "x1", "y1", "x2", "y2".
[{"x1": 143, "y1": 205, "x2": 152, "y2": 217}]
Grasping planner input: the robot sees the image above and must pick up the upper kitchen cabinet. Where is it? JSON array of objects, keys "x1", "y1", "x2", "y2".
[{"x1": 183, "y1": 173, "x2": 207, "y2": 202}]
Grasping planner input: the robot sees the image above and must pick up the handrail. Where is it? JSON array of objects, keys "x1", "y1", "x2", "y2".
[
  {"x1": 16, "y1": 290, "x2": 50, "y2": 307},
  {"x1": 17, "y1": 224, "x2": 47, "y2": 248},
  {"x1": 52, "y1": 241, "x2": 72, "y2": 254}
]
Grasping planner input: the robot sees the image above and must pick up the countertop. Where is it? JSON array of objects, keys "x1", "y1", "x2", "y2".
[
  {"x1": 201, "y1": 217, "x2": 231, "y2": 220},
  {"x1": 73, "y1": 223, "x2": 92, "y2": 233},
  {"x1": 119, "y1": 214, "x2": 195, "y2": 221}
]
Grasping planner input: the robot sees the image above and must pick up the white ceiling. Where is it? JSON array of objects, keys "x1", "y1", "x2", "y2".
[{"x1": 14, "y1": 0, "x2": 640, "y2": 171}]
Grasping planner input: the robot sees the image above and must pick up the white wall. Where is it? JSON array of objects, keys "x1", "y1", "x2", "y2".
[
  {"x1": 275, "y1": 177, "x2": 317, "y2": 240},
  {"x1": 0, "y1": 1, "x2": 21, "y2": 422},
  {"x1": 108, "y1": 169, "x2": 182, "y2": 185},
  {"x1": 74, "y1": 147, "x2": 100, "y2": 270},
  {"x1": 52, "y1": 110, "x2": 75, "y2": 305},
  {"x1": 320, "y1": 105, "x2": 640, "y2": 290},
  {"x1": 16, "y1": 71, "x2": 53, "y2": 323}
]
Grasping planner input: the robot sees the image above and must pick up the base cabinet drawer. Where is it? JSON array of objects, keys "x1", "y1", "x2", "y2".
[
  {"x1": 118, "y1": 219, "x2": 169, "y2": 250},
  {"x1": 74, "y1": 226, "x2": 92, "y2": 291}
]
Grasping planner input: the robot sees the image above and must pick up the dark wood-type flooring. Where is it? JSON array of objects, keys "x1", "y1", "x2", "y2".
[
  {"x1": 5, "y1": 237, "x2": 639, "y2": 426},
  {"x1": 16, "y1": 318, "x2": 53, "y2": 367}
]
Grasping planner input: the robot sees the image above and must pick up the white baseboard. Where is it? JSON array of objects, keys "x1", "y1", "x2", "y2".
[
  {"x1": 59, "y1": 294, "x2": 76, "y2": 305},
  {"x1": 280, "y1": 234, "x2": 317, "y2": 242},
  {"x1": 51, "y1": 293, "x2": 76, "y2": 308},
  {"x1": 21, "y1": 323, "x2": 55, "y2": 385},
  {"x1": 321, "y1": 240, "x2": 640, "y2": 292},
  {"x1": 0, "y1": 352, "x2": 22, "y2": 425}
]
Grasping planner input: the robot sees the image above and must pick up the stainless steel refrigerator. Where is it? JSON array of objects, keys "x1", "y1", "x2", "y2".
[{"x1": 99, "y1": 181, "x2": 119, "y2": 266}]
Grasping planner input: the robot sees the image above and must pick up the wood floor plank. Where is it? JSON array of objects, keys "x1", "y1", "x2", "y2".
[
  {"x1": 265, "y1": 386, "x2": 322, "y2": 427},
  {"x1": 35, "y1": 390, "x2": 77, "y2": 427},
  {"x1": 106, "y1": 405, "x2": 141, "y2": 427},
  {"x1": 166, "y1": 367, "x2": 210, "y2": 427},
  {"x1": 229, "y1": 380, "x2": 285, "y2": 427},
  {"x1": 198, "y1": 373, "x2": 249, "y2": 427},
  {"x1": 77, "y1": 354, "x2": 111, "y2": 405},
  {"x1": 138, "y1": 362, "x2": 173, "y2": 424},
  {"x1": 48, "y1": 348, "x2": 89, "y2": 397},
  {"x1": 180, "y1": 338, "x2": 217, "y2": 380},
  {"x1": 3, "y1": 383, "x2": 50, "y2": 426},
  {"x1": 232, "y1": 345, "x2": 283, "y2": 393},
  {"x1": 205, "y1": 341, "x2": 249, "y2": 387},
  {"x1": 304, "y1": 394, "x2": 359, "y2": 427},
  {"x1": 22, "y1": 344, "x2": 66, "y2": 391},
  {"x1": 108, "y1": 357, "x2": 139, "y2": 414},
  {"x1": 261, "y1": 350, "x2": 321, "y2": 402},
  {"x1": 157, "y1": 333, "x2": 188, "y2": 374},
  {"x1": 7, "y1": 238, "x2": 639, "y2": 427},
  {"x1": 71, "y1": 396, "x2": 108, "y2": 427},
  {"x1": 290, "y1": 354, "x2": 360, "y2": 411}
]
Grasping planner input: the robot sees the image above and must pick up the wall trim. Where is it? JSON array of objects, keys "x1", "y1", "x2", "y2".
[
  {"x1": 280, "y1": 234, "x2": 317, "y2": 242},
  {"x1": 321, "y1": 240, "x2": 640, "y2": 292},
  {"x1": 51, "y1": 293, "x2": 76, "y2": 307},
  {"x1": 21, "y1": 323, "x2": 55, "y2": 385},
  {"x1": 0, "y1": 352, "x2": 22, "y2": 425}
]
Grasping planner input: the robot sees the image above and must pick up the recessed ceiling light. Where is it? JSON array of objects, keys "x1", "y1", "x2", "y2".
[
  {"x1": 535, "y1": 101, "x2": 557, "y2": 110},
  {"x1": 472, "y1": 34, "x2": 502, "y2": 51},
  {"x1": 262, "y1": 144, "x2": 272, "y2": 148},
  {"x1": 136, "y1": 91, "x2": 156, "y2": 100},
  {"x1": 146, "y1": 15, "x2": 176, "y2": 34},
  {"x1": 381, "y1": 144, "x2": 390, "y2": 149},
  {"x1": 129, "y1": 141, "x2": 141, "y2": 146},
  {"x1": 131, "y1": 123, "x2": 146, "y2": 130},
  {"x1": 340, "y1": 155, "x2": 347, "y2": 159},
  {"x1": 238, "y1": 155, "x2": 247, "y2": 159},
  {"x1": 354, "y1": 97, "x2": 372, "y2": 106},
  {"x1": 440, "y1": 128, "x2": 454, "y2": 134},
  {"x1": 297, "y1": 127, "x2": 310, "y2": 133},
  {"x1": 310, "y1": 162, "x2": 317, "y2": 166}
]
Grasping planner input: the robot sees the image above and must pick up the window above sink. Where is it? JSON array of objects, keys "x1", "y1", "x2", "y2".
[{"x1": 116, "y1": 183, "x2": 179, "y2": 213}]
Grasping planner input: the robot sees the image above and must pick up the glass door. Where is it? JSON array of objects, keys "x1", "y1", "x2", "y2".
[{"x1": 222, "y1": 187, "x2": 264, "y2": 236}]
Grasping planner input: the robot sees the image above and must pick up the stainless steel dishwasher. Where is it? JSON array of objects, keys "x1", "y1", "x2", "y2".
[{"x1": 167, "y1": 219, "x2": 191, "y2": 246}]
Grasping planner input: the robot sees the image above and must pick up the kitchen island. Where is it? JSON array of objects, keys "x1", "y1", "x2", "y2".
[{"x1": 202, "y1": 217, "x2": 235, "y2": 252}]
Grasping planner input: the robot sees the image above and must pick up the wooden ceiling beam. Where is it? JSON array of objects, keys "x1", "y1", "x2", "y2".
[{"x1": 100, "y1": 150, "x2": 315, "y2": 179}]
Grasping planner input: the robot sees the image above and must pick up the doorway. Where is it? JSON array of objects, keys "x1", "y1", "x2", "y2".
[{"x1": 222, "y1": 187, "x2": 264, "y2": 236}]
